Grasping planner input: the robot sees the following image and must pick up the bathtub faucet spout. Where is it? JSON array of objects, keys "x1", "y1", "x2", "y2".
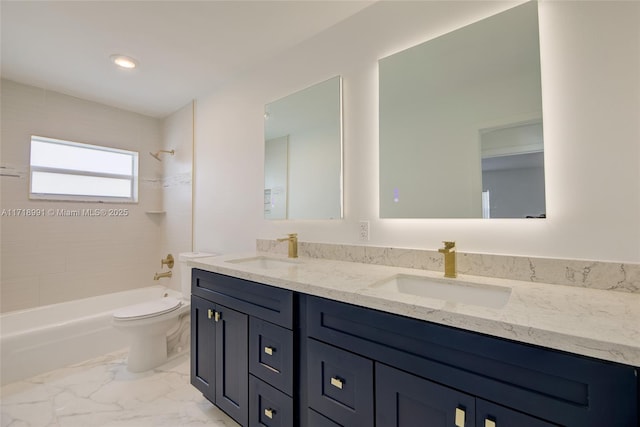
[{"x1": 154, "y1": 271, "x2": 172, "y2": 280}]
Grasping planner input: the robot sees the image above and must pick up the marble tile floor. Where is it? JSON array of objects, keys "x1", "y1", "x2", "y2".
[{"x1": 0, "y1": 350, "x2": 240, "y2": 427}]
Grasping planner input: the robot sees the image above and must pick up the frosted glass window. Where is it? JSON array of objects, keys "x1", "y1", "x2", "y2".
[
  {"x1": 31, "y1": 140, "x2": 133, "y2": 175},
  {"x1": 30, "y1": 136, "x2": 138, "y2": 202}
]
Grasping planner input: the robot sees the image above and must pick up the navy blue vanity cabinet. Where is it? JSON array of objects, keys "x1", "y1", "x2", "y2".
[
  {"x1": 249, "y1": 317, "x2": 294, "y2": 396},
  {"x1": 192, "y1": 270, "x2": 638, "y2": 427},
  {"x1": 248, "y1": 317, "x2": 296, "y2": 427},
  {"x1": 191, "y1": 269, "x2": 295, "y2": 427},
  {"x1": 190, "y1": 294, "x2": 216, "y2": 401},
  {"x1": 215, "y1": 304, "x2": 249, "y2": 425},
  {"x1": 475, "y1": 399, "x2": 558, "y2": 427},
  {"x1": 304, "y1": 294, "x2": 639, "y2": 427},
  {"x1": 376, "y1": 364, "x2": 556, "y2": 426},
  {"x1": 308, "y1": 409, "x2": 343, "y2": 427},
  {"x1": 249, "y1": 375, "x2": 294, "y2": 427},
  {"x1": 376, "y1": 363, "x2": 475, "y2": 427},
  {"x1": 190, "y1": 295, "x2": 248, "y2": 425},
  {"x1": 307, "y1": 338, "x2": 374, "y2": 426}
]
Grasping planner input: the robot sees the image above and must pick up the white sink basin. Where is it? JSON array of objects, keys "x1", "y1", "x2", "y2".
[
  {"x1": 371, "y1": 274, "x2": 511, "y2": 309},
  {"x1": 226, "y1": 256, "x2": 301, "y2": 270}
]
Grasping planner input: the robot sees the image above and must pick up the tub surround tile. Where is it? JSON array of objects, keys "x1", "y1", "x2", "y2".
[
  {"x1": 0, "y1": 351, "x2": 238, "y2": 427},
  {"x1": 257, "y1": 239, "x2": 640, "y2": 293},
  {"x1": 0, "y1": 276, "x2": 39, "y2": 312},
  {"x1": 192, "y1": 253, "x2": 640, "y2": 366},
  {"x1": 1, "y1": 80, "x2": 166, "y2": 315}
]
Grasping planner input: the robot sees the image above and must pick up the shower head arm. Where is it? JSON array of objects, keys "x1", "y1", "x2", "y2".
[{"x1": 149, "y1": 149, "x2": 175, "y2": 161}]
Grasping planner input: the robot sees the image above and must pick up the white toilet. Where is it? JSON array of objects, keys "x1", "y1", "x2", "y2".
[{"x1": 113, "y1": 252, "x2": 215, "y2": 372}]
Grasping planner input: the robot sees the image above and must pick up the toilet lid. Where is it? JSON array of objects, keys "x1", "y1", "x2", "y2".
[{"x1": 113, "y1": 297, "x2": 182, "y2": 320}]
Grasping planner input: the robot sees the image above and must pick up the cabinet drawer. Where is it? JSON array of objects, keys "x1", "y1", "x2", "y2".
[
  {"x1": 307, "y1": 338, "x2": 374, "y2": 427},
  {"x1": 308, "y1": 409, "x2": 343, "y2": 427},
  {"x1": 249, "y1": 375, "x2": 293, "y2": 427},
  {"x1": 249, "y1": 317, "x2": 293, "y2": 396},
  {"x1": 192, "y1": 269, "x2": 293, "y2": 328}
]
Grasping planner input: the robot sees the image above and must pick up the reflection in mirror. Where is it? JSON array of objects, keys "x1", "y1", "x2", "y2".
[
  {"x1": 379, "y1": 1, "x2": 545, "y2": 218},
  {"x1": 480, "y1": 120, "x2": 545, "y2": 218},
  {"x1": 264, "y1": 76, "x2": 343, "y2": 220}
]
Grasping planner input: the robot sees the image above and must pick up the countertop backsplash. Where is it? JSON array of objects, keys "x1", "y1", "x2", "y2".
[{"x1": 257, "y1": 239, "x2": 640, "y2": 294}]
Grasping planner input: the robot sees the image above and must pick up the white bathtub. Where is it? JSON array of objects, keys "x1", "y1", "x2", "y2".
[{"x1": 0, "y1": 285, "x2": 185, "y2": 386}]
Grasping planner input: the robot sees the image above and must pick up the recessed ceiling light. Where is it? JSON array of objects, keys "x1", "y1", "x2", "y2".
[{"x1": 110, "y1": 54, "x2": 138, "y2": 69}]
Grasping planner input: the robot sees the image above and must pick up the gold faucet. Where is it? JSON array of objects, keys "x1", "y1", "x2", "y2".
[
  {"x1": 277, "y1": 233, "x2": 298, "y2": 258},
  {"x1": 154, "y1": 270, "x2": 172, "y2": 280},
  {"x1": 161, "y1": 254, "x2": 174, "y2": 269},
  {"x1": 438, "y1": 241, "x2": 457, "y2": 278}
]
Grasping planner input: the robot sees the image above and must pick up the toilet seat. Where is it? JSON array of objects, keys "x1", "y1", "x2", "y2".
[{"x1": 113, "y1": 297, "x2": 182, "y2": 321}]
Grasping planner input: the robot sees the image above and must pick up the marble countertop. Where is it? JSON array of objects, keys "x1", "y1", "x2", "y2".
[{"x1": 190, "y1": 252, "x2": 640, "y2": 367}]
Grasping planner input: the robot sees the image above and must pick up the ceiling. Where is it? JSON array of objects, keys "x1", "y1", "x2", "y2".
[{"x1": 1, "y1": 1, "x2": 372, "y2": 118}]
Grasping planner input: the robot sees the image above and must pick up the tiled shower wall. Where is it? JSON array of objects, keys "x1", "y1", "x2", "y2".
[
  {"x1": 0, "y1": 79, "x2": 165, "y2": 312},
  {"x1": 158, "y1": 101, "x2": 194, "y2": 295}
]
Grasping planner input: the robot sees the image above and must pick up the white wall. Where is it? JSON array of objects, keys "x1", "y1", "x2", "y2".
[
  {"x1": 0, "y1": 79, "x2": 164, "y2": 312},
  {"x1": 194, "y1": 1, "x2": 640, "y2": 263}
]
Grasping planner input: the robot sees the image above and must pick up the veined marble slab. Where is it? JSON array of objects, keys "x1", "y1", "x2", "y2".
[
  {"x1": 191, "y1": 253, "x2": 640, "y2": 367},
  {"x1": 257, "y1": 240, "x2": 640, "y2": 293},
  {"x1": 0, "y1": 350, "x2": 239, "y2": 426}
]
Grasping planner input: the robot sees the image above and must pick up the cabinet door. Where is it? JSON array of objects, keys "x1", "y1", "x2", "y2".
[
  {"x1": 308, "y1": 409, "x2": 343, "y2": 427},
  {"x1": 215, "y1": 304, "x2": 249, "y2": 426},
  {"x1": 376, "y1": 363, "x2": 475, "y2": 427},
  {"x1": 477, "y1": 400, "x2": 558, "y2": 427},
  {"x1": 191, "y1": 295, "x2": 216, "y2": 403}
]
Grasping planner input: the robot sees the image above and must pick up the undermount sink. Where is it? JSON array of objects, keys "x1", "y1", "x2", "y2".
[
  {"x1": 371, "y1": 274, "x2": 511, "y2": 309},
  {"x1": 226, "y1": 256, "x2": 301, "y2": 270}
]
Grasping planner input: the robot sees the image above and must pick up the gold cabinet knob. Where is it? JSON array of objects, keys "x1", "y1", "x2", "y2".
[
  {"x1": 264, "y1": 346, "x2": 274, "y2": 356},
  {"x1": 264, "y1": 408, "x2": 275, "y2": 419},
  {"x1": 455, "y1": 407, "x2": 466, "y2": 427},
  {"x1": 330, "y1": 377, "x2": 344, "y2": 389},
  {"x1": 214, "y1": 311, "x2": 221, "y2": 322},
  {"x1": 207, "y1": 309, "x2": 213, "y2": 319},
  {"x1": 485, "y1": 419, "x2": 496, "y2": 427}
]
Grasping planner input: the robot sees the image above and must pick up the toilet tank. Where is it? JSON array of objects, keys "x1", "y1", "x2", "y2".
[{"x1": 178, "y1": 252, "x2": 217, "y2": 299}]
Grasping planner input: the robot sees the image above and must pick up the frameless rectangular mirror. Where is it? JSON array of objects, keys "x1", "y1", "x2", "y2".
[
  {"x1": 264, "y1": 76, "x2": 343, "y2": 220},
  {"x1": 379, "y1": 1, "x2": 545, "y2": 218}
]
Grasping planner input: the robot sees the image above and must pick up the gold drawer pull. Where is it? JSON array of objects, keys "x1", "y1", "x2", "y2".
[
  {"x1": 485, "y1": 419, "x2": 496, "y2": 427},
  {"x1": 455, "y1": 407, "x2": 466, "y2": 427},
  {"x1": 330, "y1": 377, "x2": 344, "y2": 389},
  {"x1": 214, "y1": 311, "x2": 221, "y2": 322},
  {"x1": 264, "y1": 346, "x2": 274, "y2": 356},
  {"x1": 264, "y1": 408, "x2": 275, "y2": 419},
  {"x1": 207, "y1": 309, "x2": 213, "y2": 319}
]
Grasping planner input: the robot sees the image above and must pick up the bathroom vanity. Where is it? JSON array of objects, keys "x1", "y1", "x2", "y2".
[
  {"x1": 190, "y1": 255, "x2": 640, "y2": 427},
  {"x1": 191, "y1": 270, "x2": 294, "y2": 426}
]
